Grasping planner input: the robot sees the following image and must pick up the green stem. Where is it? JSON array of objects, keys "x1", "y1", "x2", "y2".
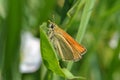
[{"x1": 67, "y1": 0, "x2": 95, "y2": 70}]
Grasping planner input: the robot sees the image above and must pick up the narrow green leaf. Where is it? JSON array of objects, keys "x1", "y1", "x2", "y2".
[
  {"x1": 1, "y1": 0, "x2": 23, "y2": 80},
  {"x1": 67, "y1": 0, "x2": 95, "y2": 77},
  {"x1": 76, "y1": 0, "x2": 95, "y2": 42}
]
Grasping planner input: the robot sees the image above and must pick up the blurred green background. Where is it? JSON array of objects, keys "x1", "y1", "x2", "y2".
[{"x1": 0, "y1": 0, "x2": 120, "y2": 80}]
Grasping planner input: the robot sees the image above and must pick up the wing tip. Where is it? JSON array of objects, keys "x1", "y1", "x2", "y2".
[{"x1": 81, "y1": 48, "x2": 87, "y2": 55}]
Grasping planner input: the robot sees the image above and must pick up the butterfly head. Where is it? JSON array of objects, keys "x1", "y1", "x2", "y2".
[{"x1": 48, "y1": 20, "x2": 56, "y2": 30}]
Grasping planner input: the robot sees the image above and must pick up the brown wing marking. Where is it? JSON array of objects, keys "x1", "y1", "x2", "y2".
[{"x1": 54, "y1": 33, "x2": 74, "y2": 61}]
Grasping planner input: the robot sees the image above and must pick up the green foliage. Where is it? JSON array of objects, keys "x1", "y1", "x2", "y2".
[{"x1": 0, "y1": 0, "x2": 120, "y2": 80}]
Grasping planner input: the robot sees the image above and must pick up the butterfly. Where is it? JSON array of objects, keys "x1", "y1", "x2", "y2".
[{"x1": 48, "y1": 20, "x2": 86, "y2": 61}]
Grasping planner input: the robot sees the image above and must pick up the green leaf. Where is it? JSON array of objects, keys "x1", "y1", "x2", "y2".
[
  {"x1": 40, "y1": 22, "x2": 65, "y2": 77},
  {"x1": 62, "y1": 68, "x2": 85, "y2": 79},
  {"x1": 40, "y1": 22, "x2": 84, "y2": 79}
]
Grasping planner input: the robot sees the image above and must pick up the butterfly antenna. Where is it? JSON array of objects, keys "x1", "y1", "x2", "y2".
[{"x1": 52, "y1": 15, "x2": 55, "y2": 23}]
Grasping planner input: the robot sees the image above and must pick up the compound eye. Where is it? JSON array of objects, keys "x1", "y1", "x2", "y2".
[{"x1": 49, "y1": 23, "x2": 54, "y2": 29}]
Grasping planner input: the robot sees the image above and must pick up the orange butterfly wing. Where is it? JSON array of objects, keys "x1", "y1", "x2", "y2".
[{"x1": 55, "y1": 26, "x2": 86, "y2": 61}]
